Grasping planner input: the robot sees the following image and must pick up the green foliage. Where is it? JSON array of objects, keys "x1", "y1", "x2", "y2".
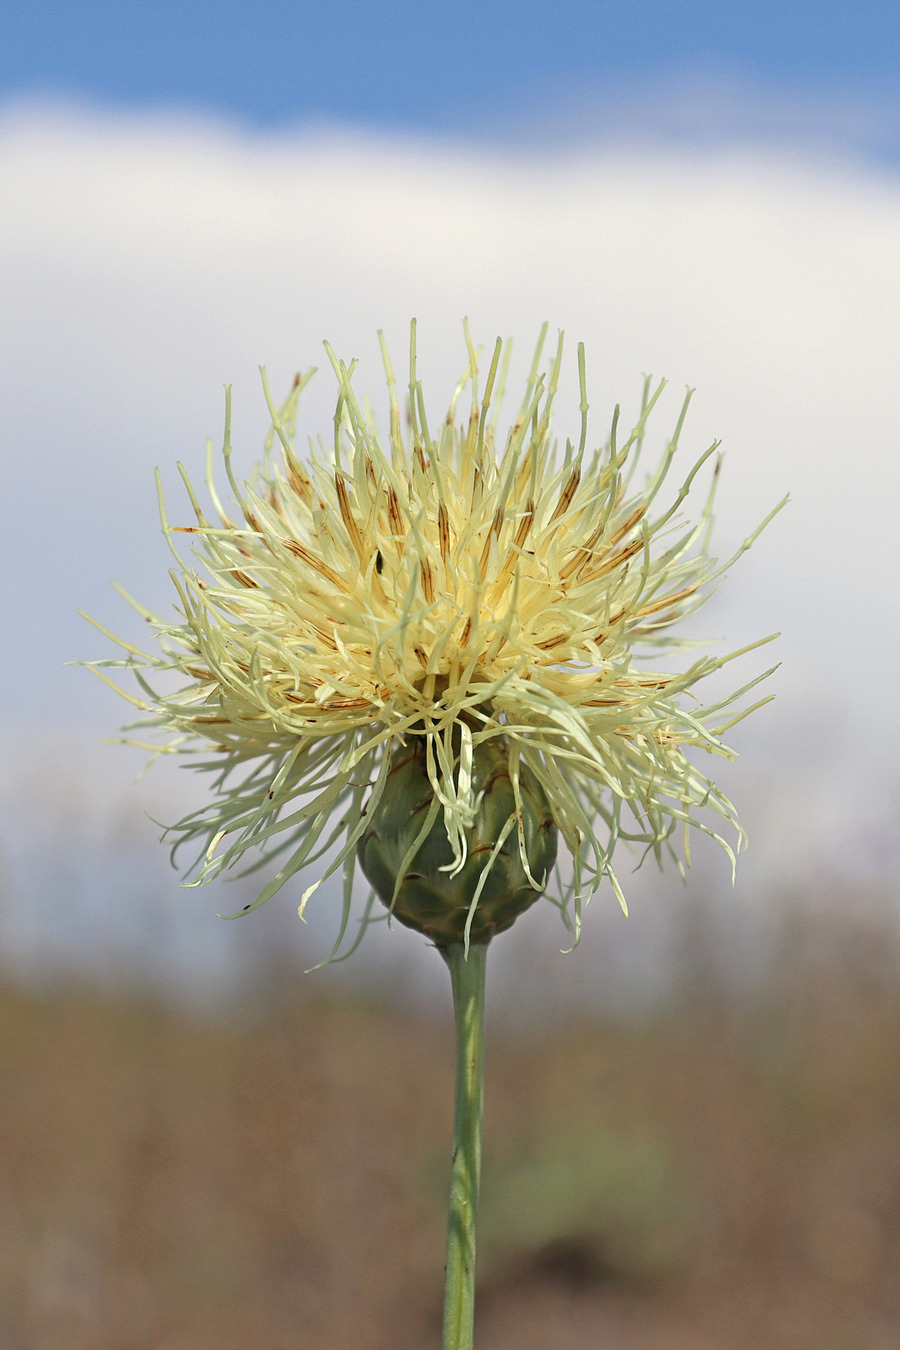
[{"x1": 479, "y1": 1125, "x2": 683, "y2": 1281}]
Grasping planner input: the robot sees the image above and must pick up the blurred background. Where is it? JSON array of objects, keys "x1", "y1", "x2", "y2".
[{"x1": 2, "y1": 2, "x2": 900, "y2": 1346}]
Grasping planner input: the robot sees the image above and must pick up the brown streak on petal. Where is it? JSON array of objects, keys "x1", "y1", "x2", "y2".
[
  {"x1": 477, "y1": 506, "x2": 504, "y2": 577},
  {"x1": 635, "y1": 583, "x2": 700, "y2": 619},
  {"x1": 284, "y1": 448, "x2": 313, "y2": 505},
  {"x1": 413, "y1": 644, "x2": 429, "y2": 669},
  {"x1": 309, "y1": 623, "x2": 339, "y2": 649},
  {"x1": 314, "y1": 500, "x2": 339, "y2": 549},
  {"x1": 548, "y1": 465, "x2": 580, "y2": 524},
  {"x1": 230, "y1": 569, "x2": 259, "y2": 588},
  {"x1": 387, "y1": 484, "x2": 404, "y2": 538},
  {"x1": 286, "y1": 468, "x2": 310, "y2": 503},
  {"x1": 420, "y1": 558, "x2": 435, "y2": 605},
  {"x1": 606, "y1": 503, "x2": 647, "y2": 550},
  {"x1": 285, "y1": 692, "x2": 370, "y2": 711},
  {"x1": 438, "y1": 503, "x2": 451, "y2": 567},
  {"x1": 335, "y1": 473, "x2": 366, "y2": 561},
  {"x1": 478, "y1": 532, "x2": 493, "y2": 577},
  {"x1": 582, "y1": 537, "x2": 644, "y2": 583},
  {"x1": 535, "y1": 631, "x2": 569, "y2": 651},
  {"x1": 281, "y1": 538, "x2": 350, "y2": 592},
  {"x1": 486, "y1": 498, "x2": 536, "y2": 600},
  {"x1": 515, "y1": 456, "x2": 532, "y2": 498},
  {"x1": 514, "y1": 499, "x2": 535, "y2": 549},
  {"x1": 594, "y1": 607, "x2": 627, "y2": 643},
  {"x1": 558, "y1": 518, "x2": 605, "y2": 581}
]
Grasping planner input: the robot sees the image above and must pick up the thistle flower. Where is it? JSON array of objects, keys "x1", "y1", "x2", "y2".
[{"x1": 85, "y1": 322, "x2": 781, "y2": 959}]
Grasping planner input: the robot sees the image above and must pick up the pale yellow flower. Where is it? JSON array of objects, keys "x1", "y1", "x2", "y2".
[{"x1": 85, "y1": 323, "x2": 782, "y2": 958}]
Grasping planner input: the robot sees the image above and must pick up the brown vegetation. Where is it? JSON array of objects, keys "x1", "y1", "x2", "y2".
[{"x1": 2, "y1": 910, "x2": 900, "y2": 1349}]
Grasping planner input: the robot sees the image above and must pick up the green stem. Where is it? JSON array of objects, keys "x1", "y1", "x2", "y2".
[{"x1": 441, "y1": 940, "x2": 488, "y2": 1350}]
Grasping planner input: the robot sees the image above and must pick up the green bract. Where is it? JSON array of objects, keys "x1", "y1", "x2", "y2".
[{"x1": 358, "y1": 736, "x2": 558, "y2": 947}]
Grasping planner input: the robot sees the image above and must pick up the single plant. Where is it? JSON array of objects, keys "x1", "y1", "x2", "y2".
[{"x1": 84, "y1": 322, "x2": 782, "y2": 1349}]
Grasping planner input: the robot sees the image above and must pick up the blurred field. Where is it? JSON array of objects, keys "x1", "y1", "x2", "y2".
[{"x1": 2, "y1": 906, "x2": 900, "y2": 1350}]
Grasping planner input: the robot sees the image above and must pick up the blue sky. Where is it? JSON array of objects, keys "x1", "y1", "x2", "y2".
[{"x1": 3, "y1": 1, "x2": 900, "y2": 150}]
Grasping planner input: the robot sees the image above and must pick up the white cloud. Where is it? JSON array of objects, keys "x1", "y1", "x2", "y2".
[
  {"x1": 496, "y1": 64, "x2": 900, "y2": 164},
  {"x1": 1, "y1": 101, "x2": 898, "y2": 976}
]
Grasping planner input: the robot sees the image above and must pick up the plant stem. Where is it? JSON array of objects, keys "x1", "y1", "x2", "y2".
[{"x1": 441, "y1": 940, "x2": 488, "y2": 1350}]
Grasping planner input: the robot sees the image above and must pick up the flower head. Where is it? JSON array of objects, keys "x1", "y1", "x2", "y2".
[{"x1": 86, "y1": 323, "x2": 782, "y2": 959}]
